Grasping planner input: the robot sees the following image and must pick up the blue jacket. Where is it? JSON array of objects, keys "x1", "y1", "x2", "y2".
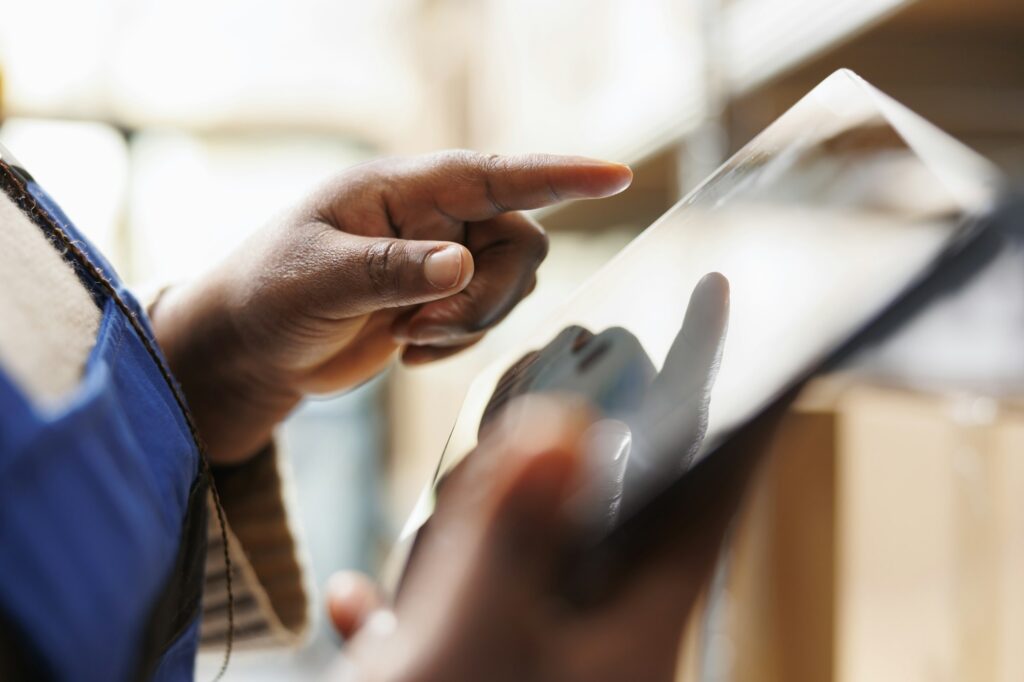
[{"x1": 0, "y1": 156, "x2": 208, "y2": 681}]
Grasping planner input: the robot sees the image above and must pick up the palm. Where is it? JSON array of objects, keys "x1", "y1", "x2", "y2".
[{"x1": 293, "y1": 309, "x2": 405, "y2": 394}]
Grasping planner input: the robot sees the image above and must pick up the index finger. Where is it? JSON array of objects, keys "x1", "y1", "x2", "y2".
[{"x1": 393, "y1": 150, "x2": 633, "y2": 223}]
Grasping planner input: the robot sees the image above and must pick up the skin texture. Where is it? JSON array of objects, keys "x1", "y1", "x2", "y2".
[
  {"x1": 328, "y1": 393, "x2": 792, "y2": 682},
  {"x1": 150, "y1": 148, "x2": 787, "y2": 678},
  {"x1": 150, "y1": 151, "x2": 633, "y2": 463}
]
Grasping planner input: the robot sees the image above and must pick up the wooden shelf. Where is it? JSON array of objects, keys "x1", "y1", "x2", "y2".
[
  {"x1": 728, "y1": 0, "x2": 1024, "y2": 164},
  {"x1": 542, "y1": 0, "x2": 1024, "y2": 234}
]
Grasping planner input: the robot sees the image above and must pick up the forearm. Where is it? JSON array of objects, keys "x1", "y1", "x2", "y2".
[{"x1": 151, "y1": 273, "x2": 301, "y2": 465}]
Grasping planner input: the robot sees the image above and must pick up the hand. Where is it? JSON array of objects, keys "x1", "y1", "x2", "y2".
[
  {"x1": 151, "y1": 151, "x2": 632, "y2": 462},
  {"x1": 327, "y1": 393, "x2": 792, "y2": 682},
  {"x1": 470, "y1": 272, "x2": 731, "y2": 529}
]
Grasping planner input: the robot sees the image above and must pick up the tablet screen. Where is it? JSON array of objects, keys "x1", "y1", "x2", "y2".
[{"x1": 388, "y1": 70, "x2": 1002, "y2": 576}]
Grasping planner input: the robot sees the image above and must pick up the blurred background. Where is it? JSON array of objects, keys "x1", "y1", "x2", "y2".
[{"x1": 1, "y1": 1, "x2": 1022, "y2": 680}]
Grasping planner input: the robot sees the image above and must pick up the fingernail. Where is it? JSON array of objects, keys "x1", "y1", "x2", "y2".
[
  {"x1": 327, "y1": 573, "x2": 358, "y2": 605},
  {"x1": 424, "y1": 245, "x2": 463, "y2": 290},
  {"x1": 362, "y1": 609, "x2": 398, "y2": 638},
  {"x1": 605, "y1": 163, "x2": 634, "y2": 193},
  {"x1": 407, "y1": 324, "x2": 457, "y2": 345}
]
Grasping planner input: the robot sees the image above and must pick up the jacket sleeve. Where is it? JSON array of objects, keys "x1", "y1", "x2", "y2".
[
  {"x1": 144, "y1": 290, "x2": 311, "y2": 649},
  {"x1": 201, "y1": 442, "x2": 311, "y2": 649}
]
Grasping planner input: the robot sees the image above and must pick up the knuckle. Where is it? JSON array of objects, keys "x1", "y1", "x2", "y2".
[
  {"x1": 361, "y1": 157, "x2": 401, "y2": 184},
  {"x1": 545, "y1": 175, "x2": 561, "y2": 202},
  {"x1": 429, "y1": 149, "x2": 480, "y2": 185},
  {"x1": 480, "y1": 157, "x2": 511, "y2": 214},
  {"x1": 353, "y1": 156, "x2": 390, "y2": 175},
  {"x1": 364, "y1": 240, "x2": 403, "y2": 299},
  {"x1": 482, "y1": 152, "x2": 503, "y2": 171},
  {"x1": 339, "y1": 157, "x2": 396, "y2": 188},
  {"x1": 482, "y1": 176, "x2": 508, "y2": 214},
  {"x1": 451, "y1": 289, "x2": 488, "y2": 334},
  {"x1": 436, "y1": 149, "x2": 478, "y2": 170},
  {"x1": 507, "y1": 215, "x2": 548, "y2": 264},
  {"x1": 527, "y1": 222, "x2": 550, "y2": 263}
]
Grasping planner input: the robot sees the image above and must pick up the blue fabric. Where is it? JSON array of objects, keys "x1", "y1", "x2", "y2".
[
  {"x1": 149, "y1": 614, "x2": 203, "y2": 682},
  {"x1": 0, "y1": 181, "x2": 202, "y2": 680}
]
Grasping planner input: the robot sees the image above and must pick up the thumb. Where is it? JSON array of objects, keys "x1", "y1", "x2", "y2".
[
  {"x1": 402, "y1": 397, "x2": 590, "y2": 603},
  {"x1": 326, "y1": 571, "x2": 383, "y2": 640},
  {"x1": 331, "y1": 234, "x2": 474, "y2": 316},
  {"x1": 473, "y1": 396, "x2": 592, "y2": 586}
]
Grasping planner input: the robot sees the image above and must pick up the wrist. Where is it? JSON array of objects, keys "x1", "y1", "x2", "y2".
[{"x1": 151, "y1": 273, "x2": 302, "y2": 464}]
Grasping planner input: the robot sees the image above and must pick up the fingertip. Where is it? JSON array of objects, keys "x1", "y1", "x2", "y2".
[
  {"x1": 326, "y1": 572, "x2": 381, "y2": 640},
  {"x1": 460, "y1": 245, "x2": 476, "y2": 286},
  {"x1": 556, "y1": 158, "x2": 633, "y2": 199},
  {"x1": 686, "y1": 271, "x2": 731, "y2": 325},
  {"x1": 423, "y1": 243, "x2": 474, "y2": 292},
  {"x1": 600, "y1": 161, "x2": 634, "y2": 195},
  {"x1": 698, "y1": 271, "x2": 730, "y2": 295}
]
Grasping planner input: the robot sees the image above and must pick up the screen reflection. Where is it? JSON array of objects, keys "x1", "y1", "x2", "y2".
[
  {"x1": 475, "y1": 273, "x2": 729, "y2": 531},
  {"x1": 384, "y1": 70, "x2": 1000, "y2": 591}
]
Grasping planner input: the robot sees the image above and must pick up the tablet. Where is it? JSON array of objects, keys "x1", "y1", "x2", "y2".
[{"x1": 384, "y1": 69, "x2": 1007, "y2": 595}]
